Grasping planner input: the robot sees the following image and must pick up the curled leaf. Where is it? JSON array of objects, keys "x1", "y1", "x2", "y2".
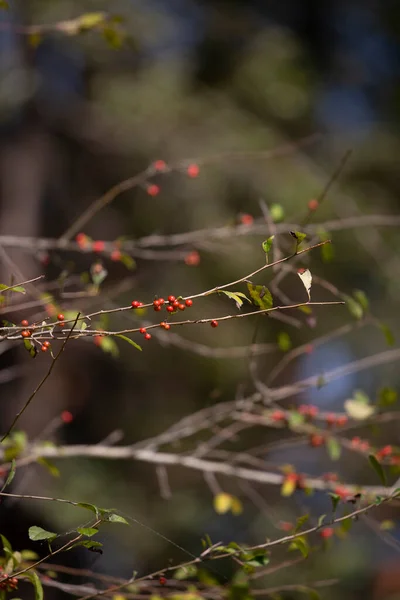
[{"x1": 297, "y1": 268, "x2": 312, "y2": 301}]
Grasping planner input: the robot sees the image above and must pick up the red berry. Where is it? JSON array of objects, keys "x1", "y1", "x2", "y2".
[
  {"x1": 93, "y1": 240, "x2": 105, "y2": 253},
  {"x1": 57, "y1": 314, "x2": 65, "y2": 321},
  {"x1": 335, "y1": 415, "x2": 348, "y2": 427},
  {"x1": 131, "y1": 300, "x2": 141, "y2": 308},
  {"x1": 61, "y1": 410, "x2": 73, "y2": 424},
  {"x1": 43, "y1": 341, "x2": 51, "y2": 348},
  {"x1": 325, "y1": 413, "x2": 336, "y2": 427},
  {"x1": 320, "y1": 527, "x2": 334, "y2": 539},
  {"x1": 154, "y1": 305, "x2": 162, "y2": 312},
  {"x1": 187, "y1": 163, "x2": 199, "y2": 178},
  {"x1": 111, "y1": 249, "x2": 122, "y2": 261},
  {"x1": 76, "y1": 232, "x2": 88, "y2": 249},
  {"x1": 164, "y1": 323, "x2": 171, "y2": 330},
  {"x1": 178, "y1": 303, "x2": 185, "y2": 311},
  {"x1": 147, "y1": 184, "x2": 160, "y2": 197},
  {"x1": 21, "y1": 330, "x2": 31, "y2": 338},
  {"x1": 377, "y1": 445, "x2": 393, "y2": 459},
  {"x1": 144, "y1": 333, "x2": 152, "y2": 340},
  {"x1": 154, "y1": 160, "x2": 167, "y2": 171},
  {"x1": 21, "y1": 319, "x2": 29, "y2": 327},
  {"x1": 185, "y1": 299, "x2": 193, "y2": 307},
  {"x1": 153, "y1": 299, "x2": 161, "y2": 307},
  {"x1": 166, "y1": 305, "x2": 174, "y2": 313},
  {"x1": 271, "y1": 410, "x2": 286, "y2": 422},
  {"x1": 240, "y1": 213, "x2": 254, "y2": 226},
  {"x1": 172, "y1": 300, "x2": 180, "y2": 308},
  {"x1": 159, "y1": 576, "x2": 167, "y2": 586},
  {"x1": 158, "y1": 298, "x2": 165, "y2": 305},
  {"x1": 41, "y1": 345, "x2": 48, "y2": 352},
  {"x1": 308, "y1": 199, "x2": 319, "y2": 211},
  {"x1": 278, "y1": 521, "x2": 293, "y2": 532},
  {"x1": 333, "y1": 485, "x2": 350, "y2": 500},
  {"x1": 310, "y1": 434, "x2": 324, "y2": 447},
  {"x1": 210, "y1": 320, "x2": 218, "y2": 328},
  {"x1": 139, "y1": 328, "x2": 146, "y2": 334},
  {"x1": 168, "y1": 295, "x2": 176, "y2": 303},
  {"x1": 184, "y1": 250, "x2": 200, "y2": 266}
]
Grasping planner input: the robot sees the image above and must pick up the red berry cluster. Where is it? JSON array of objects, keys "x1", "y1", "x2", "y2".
[
  {"x1": 139, "y1": 327, "x2": 152, "y2": 341},
  {"x1": 332, "y1": 485, "x2": 350, "y2": 500},
  {"x1": 299, "y1": 404, "x2": 319, "y2": 418},
  {"x1": 57, "y1": 313, "x2": 65, "y2": 327},
  {"x1": 0, "y1": 568, "x2": 18, "y2": 591},
  {"x1": 325, "y1": 413, "x2": 348, "y2": 427},
  {"x1": 309, "y1": 433, "x2": 325, "y2": 447},
  {"x1": 350, "y1": 436, "x2": 370, "y2": 452},
  {"x1": 41, "y1": 340, "x2": 51, "y2": 353},
  {"x1": 376, "y1": 445, "x2": 393, "y2": 461},
  {"x1": 131, "y1": 300, "x2": 144, "y2": 309}
]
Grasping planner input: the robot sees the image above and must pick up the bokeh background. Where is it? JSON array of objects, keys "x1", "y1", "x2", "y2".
[{"x1": 1, "y1": 1, "x2": 400, "y2": 598}]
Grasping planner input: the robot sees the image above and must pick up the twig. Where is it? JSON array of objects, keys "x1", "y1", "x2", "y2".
[{"x1": 1, "y1": 312, "x2": 81, "y2": 441}]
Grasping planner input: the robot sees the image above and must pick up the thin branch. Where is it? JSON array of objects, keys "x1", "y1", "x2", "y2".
[{"x1": 1, "y1": 312, "x2": 80, "y2": 441}]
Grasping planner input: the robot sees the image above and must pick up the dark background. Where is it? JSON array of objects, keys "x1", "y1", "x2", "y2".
[{"x1": 0, "y1": 1, "x2": 400, "y2": 598}]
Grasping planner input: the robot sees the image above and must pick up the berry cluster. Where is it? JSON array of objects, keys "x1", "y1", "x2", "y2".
[
  {"x1": 139, "y1": 327, "x2": 152, "y2": 341},
  {"x1": 0, "y1": 568, "x2": 18, "y2": 591}
]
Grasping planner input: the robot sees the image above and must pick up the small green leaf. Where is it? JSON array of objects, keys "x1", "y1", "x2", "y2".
[
  {"x1": 105, "y1": 513, "x2": 129, "y2": 525},
  {"x1": 329, "y1": 493, "x2": 340, "y2": 513},
  {"x1": 36, "y1": 457, "x2": 60, "y2": 477},
  {"x1": 77, "y1": 502, "x2": 100, "y2": 516},
  {"x1": 77, "y1": 527, "x2": 99, "y2": 537},
  {"x1": 326, "y1": 437, "x2": 341, "y2": 461},
  {"x1": 116, "y1": 334, "x2": 142, "y2": 351},
  {"x1": 98, "y1": 336, "x2": 119, "y2": 357},
  {"x1": 270, "y1": 203, "x2": 285, "y2": 223},
  {"x1": 0, "y1": 459, "x2": 16, "y2": 492},
  {"x1": 290, "y1": 231, "x2": 307, "y2": 252},
  {"x1": 0, "y1": 284, "x2": 25, "y2": 294},
  {"x1": 344, "y1": 296, "x2": 363, "y2": 320},
  {"x1": 277, "y1": 331, "x2": 292, "y2": 351},
  {"x1": 28, "y1": 526, "x2": 57, "y2": 542},
  {"x1": 317, "y1": 514, "x2": 326, "y2": 528},
  {"x1": 119, "y1": 253, "x2": 136, "y2": 270},
  {"x1": 294, "y1": 514, "x2": 309, "y2": 533},
  {"x1": 219, "y1": 290, "x2": 250, "y2": 310},
  {"x1": 262, "y1": 236, "x2": 274, "y2": 260},
  {"x1": 379, "y1": 322, "x2": 395, "y2": 346},
  {"x1": 368, "y1": 454, "x2": 387, "y2": 485},
  {"x1": 26, "y1": 570, "x2": 43, "y2": 600},
  {"x1": 173, "y1": 565, "x2": 198, "y2": 580},
  {"x1": 77, "y1": 12, "x2": 107, "y2": 30},
  {"x1": 246, "y1": 284, "x2": 273, "y2": 311},
  {"x1": 68, "y1": 540, "x2": 103, "y2": 553},
  {"x1": 1, "y1": 535, "x2": 12, "y2": 553},
  {"x1": 287, "y1": 411, "x2": 305, "y2": 429},
  {"x1": 353, "y1": 290, "x2": 369, "y2": 311},
  {"x1": 288, "y1": 536, "x2": 309, "y2": 558},
  {"x1": 23, "y1": 339, "x2": 37, "y2": 359},
  {"x1": 378, "y1": 387, "x2": 398, "y2": 407}
]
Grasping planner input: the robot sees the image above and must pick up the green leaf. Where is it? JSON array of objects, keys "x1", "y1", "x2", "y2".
[
  {"x1": 317, "y1": 514, "x2": 326, "y2": 528},
  {"x1": 23, "y1": 339, "x2": 37, "y2": 359},
  {"x1": 262, "y1": 236, "x2": 274, "y2": 260},
  {"x1": 119, "y1": 253, "x2": 136, "y2": 270},
  {"x1": 173, "y1": 565, "x2": 198, "y2": 580},
  {"x1": 116, "y1": 335, "x2": 142, "y2": 351},
  {"x1": 77, "y1": 12, "x2": 107, "y2": 30},
  {"x1": 344, "y1": 296, "x2": 363, "y2": 320},
  {"x1": 329, "y1": 493, "x2": 340, "y2": 513},
  {"x1": 77, "y1": 502, "x2": 100, "y2": 516},
  {"x1": 379, "y1": 322, "x2": 395, "y2": 346},
  {"x1": 98, "y1": 336, "x2": 119, "y2": 357},
  {"x1": 378, "y1": 387, "x2": 398, "y2": 407},
  {"x1": 290, "y1": 231, "x2": 307, "y2": 251},
  {"x1": 77, "y1": 527, "x2": 99, "y2": 537},
  {"x1": 36, "y1": 457, "x2": 60, "y2": 477},
  {"x1": 288, "y1": 536, "x2": 309, "y2": 558},
  {"x1": 326, "y1": 437, "x2": 341, "y2": 461},
  {"x1": 26, "y1": 570, "x2": 43, "y2": 600},
  {"x1": 294, "y1": 514, "x2": 309, "y2": 533},
  {"x1": 0, "y1": 459, "x2": 16, "y2": 492},
  {"x1": 1, "y1": 535, "x2": 12, "y2": 553},
  {"x1": 219, "y1": 290, "x2": 250, "y2": 310},
  {"x1": 287, "y1": 411, "x2": 305, "y2": 429},
  {"x1": 270, "y1": 203, "x2": 285, "y2": 223},
  {"x1": 105, "y1": 513, "x2": 129, "y2": 525},
  {"x1": 246, "y1": 283, "x2": 273, "y2": 311},
  {"x1": 28, "y1": 526, "x2": 57, "y2": 542},
  {"x1": 277, "y1": 331, "x2": 292, "y2": 351},
  {"x1": 0, "y1": 284, "x2": 25, "y2": 294},
  {"x1": 353, "y1": 290, "x2": 369, "y2": 311},
  {"x1": 68, "y1": 540, "x2": 103, "y2": 553},
  {"x1": 368, "y1": 454, "x2": 387, "y2": 485}
]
